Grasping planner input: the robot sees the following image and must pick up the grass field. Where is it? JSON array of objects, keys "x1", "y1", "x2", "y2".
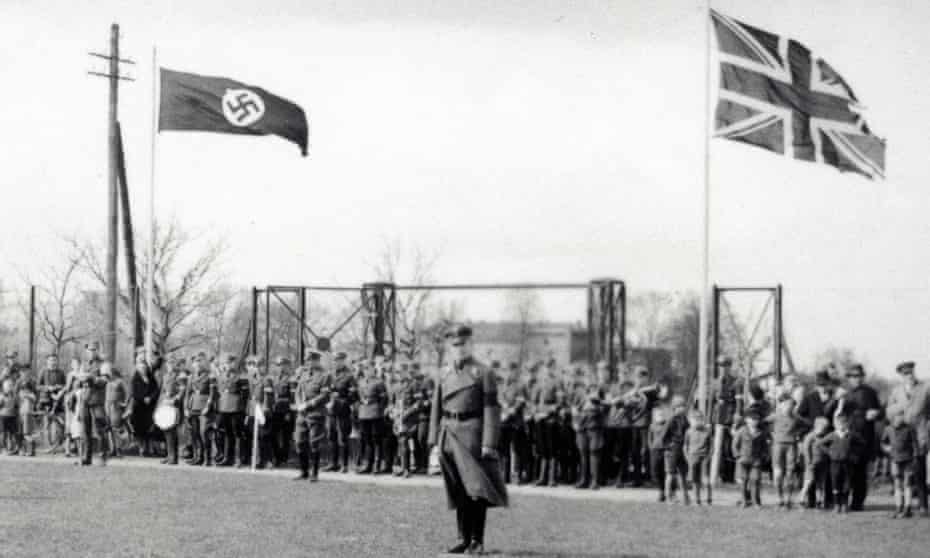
[{"x1": 0, "y1": 457, "x2": 928, "y2": 558}]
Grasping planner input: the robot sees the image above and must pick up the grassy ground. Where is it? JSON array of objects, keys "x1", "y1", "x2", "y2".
[{"x1": 0, "y1": 457, "x2": 927, "y2": 558}]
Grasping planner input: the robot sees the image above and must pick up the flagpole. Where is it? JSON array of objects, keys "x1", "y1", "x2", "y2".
[
  {"x1": 701, "y1": 0, "x2": 721, "y2": 491},
  {"x1": 146, "y1": 45, "x2": 158, "y2": 364}
]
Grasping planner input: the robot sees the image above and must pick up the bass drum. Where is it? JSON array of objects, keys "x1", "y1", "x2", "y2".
[{"x1": 153, "y1": 404, "x2": 179, "y2": 431}]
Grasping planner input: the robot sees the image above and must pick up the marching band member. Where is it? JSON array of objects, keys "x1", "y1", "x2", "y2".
[
  {"x1": 357, "y1": 359, "x2": 388, "y2": 474},
  {"x1": 216, "y1": 355, "x2": 247, "y2": 467},
  {"x1": 531, "y1": 360, "x2": 561, "y2": 487},
  {"x1": 271, "y1": 356, "x2": 296, "y2": 468}
]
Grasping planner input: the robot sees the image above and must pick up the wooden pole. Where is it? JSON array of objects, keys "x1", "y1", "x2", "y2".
[
  {"x1": 146, "y1": 46, "x2": 158, "y2": 363},
  {"x1": 116, "y1": 122, "x2": 142, "y2": 350},
  {"x1": 105, "y1": 23, "x2": 120, "y2": 363},
  {"x1": 28, "y1": 285, "x2": 36, "y2": 370}
]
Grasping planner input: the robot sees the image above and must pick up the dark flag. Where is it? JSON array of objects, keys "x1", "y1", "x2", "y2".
[
  {"x1": 159, "y1": 68, "x2": 308, "y2": 156},
  {"x1": 711, "y1": 10, "x2": 885, "y2": 179}
]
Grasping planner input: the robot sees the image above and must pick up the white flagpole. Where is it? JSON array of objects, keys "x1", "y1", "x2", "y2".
[
  {"x1": 146, "y1": 46, "x2": 158, "y2": 364},
  {"x1": 701, "y1": 1, "x2": 722, "y2": 491}
]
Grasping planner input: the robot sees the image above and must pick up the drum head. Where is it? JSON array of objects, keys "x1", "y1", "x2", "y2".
[{"x1": 154, "y1": 405, "x2": 179, "y2": 430}]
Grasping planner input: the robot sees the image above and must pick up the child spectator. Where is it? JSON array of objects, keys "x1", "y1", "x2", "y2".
[
  {"x1": 648, "y1": 406, "x2": 669, "y2": 502},
  {"x1": 799, "y1": 416, "x2": 831, "y2": 510},
  {"x1": 769, "y1": 394, "x2": 809, "y2": 509},
  {"x1": 684, "y1": 408, "x2": 713, "y2": 505},
  {"x1": 662, "y1": 395, "x2": 690, "y2": 504},
  {"x1": 17, "y1": 371, "x2": 38, "y2": 456},
  {"x1": 881, "y1": 412, "x2": 916, "y2": 518},
  {"x1": 0, "y1": 378, "x2": 19, "y2": 453},
  {"x1": 816, "y1": 413, "x2": 865, "y2": 514},
  {"x1": 732, "y1": 410, "x2": 767, "y2": 508}
]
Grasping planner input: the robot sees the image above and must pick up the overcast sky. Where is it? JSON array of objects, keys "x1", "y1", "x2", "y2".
[{"x1": 1, "y1": 1, "x2": 928, "y2": 377}]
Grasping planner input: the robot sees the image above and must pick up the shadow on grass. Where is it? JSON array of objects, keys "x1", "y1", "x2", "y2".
[{"x1": 484, "y1": 551, "x2": 649, "y2": 558}]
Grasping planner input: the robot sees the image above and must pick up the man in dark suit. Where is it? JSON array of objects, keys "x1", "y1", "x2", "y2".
[
  {"x1": 428, "y1": 325, "x2": 508, "y2": 555},
  {"x1": 357, "y1": 359, "x2": 387, "y2": 474},
  {"x1": 798, "y1": 369, "x2": 839, "y2": 508},
  {"x1": 838, "y1": 364, "x2": 883, "y2": 511}
]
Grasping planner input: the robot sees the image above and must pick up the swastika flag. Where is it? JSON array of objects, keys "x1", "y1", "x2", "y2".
[
  {"x1": 159, "y1": 68, "x2": 308, "y2": 156},
  {"x1": 712, "y1": 11, "x2": 885, "y2": 179}
]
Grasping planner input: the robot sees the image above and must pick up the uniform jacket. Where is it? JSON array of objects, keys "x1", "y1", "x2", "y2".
[
  {"x1": 712, "y1": 374, "x2": 744, "y2": 426},
  {"x1": 840, "y1": 384, "x2": 883, "y2": 451},
  {"x1": 531, "y1": 379, "x2": 560, "y2": 422},
  {"x1": 217, "y1": 373, "x2": 246, "y2": 413},
  {"x1": 357, "y1": 377, "x2": 387, "y2": 420},
  {"x1": 248, "y1": 372, "x2": 275, "y2": 417},
  {"x1": 328, "y1": 368, "x2": 357, "y2": 416},
  {"x1": 499, "y1": 379, "x2": 528, "y2": 428},
  {"x1": 296, "y1": 372, "x2": 332, "y2": 420},
  {"x1": 37, "y1": 367, "x2": 66, "y2": 409},
  {"x1": 570, "y1": 383, "x2": 607, "y2": 431},
  {"x1": 427, "y1": 357, "x2": 507, "y2": 509},
  {"x1": 186, "y1": 371, "x2": 216, "y2": 414}
]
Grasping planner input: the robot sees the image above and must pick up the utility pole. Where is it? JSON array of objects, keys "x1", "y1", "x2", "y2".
[{"x1": 89, "y1": 24, "x2": 134, "y2": 363}]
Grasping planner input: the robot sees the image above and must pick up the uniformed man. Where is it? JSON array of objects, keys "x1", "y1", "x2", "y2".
[
  {"x1": 391, "y1": 370, "x2": 423, "y2": 477},
  {"x1": 531, "y1": 360, "x2": 561, "y2": 487},
  {"x1": 381, "y1": 360, "x2": 400, "y2": 474},
  {"x1": 268, "y1": 356, "x2": 295, "y2": 467},
  {"x1": 626, "y1": 366, "x2": 660, "y2": 487},
  {"x1": 158, "y1": 358, "x2": 184, "y2": 465},
  {"x1": 37, "y1": 354, "x2": 67, "y2": 453},
  {"x1": 185, "y1": 352, "x2": 216, "y2": 466},
  {"x1": 216, "y1": 355, "x2": 247, "y2": 467},
  {"x1": 77, "y1": 354, "x2": 109, "y2": 466},
  {"x1": 325, "y1": 352, "x2": 356, "y2": 473},
  {"x1": 571, "y1": 362, "x2": 610, "y2": 489},
  {"x1": 103, "y1": 365, "x2": 129, "y2": 457},
  {"x1": 498, "y1": 362, "x2": 530, "y2": 484},
  {"x1": 428, "y1": 325, "x2": 507, "y2": 555},
  {"x1": 245, "y1": 356, "x2": 274, "y2": 468},
  {"x1": 413, "y1": 362, "x2": 433, "y2": 473},
  {"x1": 293, "y1": 352, "x2": 331, "y2": 481},
  {"x1": 357, "y1": 357, "x2": 388, "y2": 474}
]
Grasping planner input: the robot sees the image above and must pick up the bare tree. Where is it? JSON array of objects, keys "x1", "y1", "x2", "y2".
[
  {"x1": 25, "y1": 256, "x2": 86, "y2": 357},
  {"x1": 502, "y1": 289, "x2": 544, "y2": 365},
  {"x1": 629, "y1": 291, "x2": 673, "y2": 348},
  {"x1": 68, "y1": 218, "x2": 227, "y2": 357},
  {"x1": 370, "y1": 237, "x2": 440, "y2": 360}
]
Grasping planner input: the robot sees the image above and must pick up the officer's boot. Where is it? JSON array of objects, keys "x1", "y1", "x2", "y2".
[
  {"x1": 359, "y1": 444, "x2": 375, "y2": 474},
  {"x1": 203, "y1": 440, "x2": 213, "y2": 467},
  {"x1": 575, "y1": 451, "x2": 590, "y2": 489},
  {"x1": 590, "y1": 452, "x2": 602, "y2": 490},
  {"x1": 294, "y1": 449, "x2": 310, "y2": 480},
  {"x1": 447, "y1": 507, "x2": 470, "y2": 554},
  {"x1": 468, "y1": 501, "x2": 487, "y2": 555},
  {"x1": 535, "y1": 458, "x2": 549, "y2": 486},
  {"x1": 341, "y1": 446, "x2": 350, "y2": 473},
  {"x1": 310, "y1": 453, "x2": 320, "y2": 482}
]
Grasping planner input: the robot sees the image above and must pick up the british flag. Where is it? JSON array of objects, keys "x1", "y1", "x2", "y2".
[{"x1": 712, "y1": 10, "x2": 886, "y2": 179}]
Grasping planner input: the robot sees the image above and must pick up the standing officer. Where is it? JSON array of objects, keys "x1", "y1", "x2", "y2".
[
  {"x1": 531, "y1": 360, "x2": 561, "y2": 487},
  {"x1": 626, "y1": 366, "x2": 660, "y2": 487},
  {"x1": 246, "y1": 356, "x2": 274, "y2": 468},
  {"x1": 293, "y1": 352, "x2": 331, "y2": 481},
  {"x1": 270, "y1": 356, "x2": 295, "y2": 468},
  {"x1": 357, "y1": 358, "x2": 388, "y2": 474},
  {"x1": 216, "y1": 355, "x2": 247, "y2": 467},
  {"x1": 413, "y1": 362, "x2": 433, "y2": 474},
  {"x1": 499, "y1": 362, "x2": 529, "y2": 484},
  {"x1": 325, "y1": 352, "x2": 356, "y2": 473},
  {"x1": 428, "y1": 325, "x2": 507, "y2": 555},
  {"x1": 572, "y1": 362, "x2": 610, "y2": 489},
  {"x1": 186, "y1": 352, "x2": 216, "y2": 466},
  {"x1": 77, "y1": 356, "x2": 109, "y2": 466},
  {"x1": 839, "y1": 363, "x2": 883, "y2": 511}
]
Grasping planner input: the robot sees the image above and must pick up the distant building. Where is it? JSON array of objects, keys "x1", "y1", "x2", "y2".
[{"x1": 469, "y1": 321, "x2": 582, "y2": 366}]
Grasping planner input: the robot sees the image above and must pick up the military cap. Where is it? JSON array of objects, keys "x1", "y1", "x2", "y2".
[
  {"x1": 85, "y1": 342, "x2": 100, "y2": 351},
  {"x1": 845, "y1": 364, "x2": 865, "y2": 377},
  {"x1": 448, "y1": 325, "x2": 472, "y2": 339},
  {"x1": 274, "y1": 356, "x2": 291, "y2": 366},
  {"x1": 815, "y1": 369, "x2": 832, "y2": 386},
  {"x1": 306, "y1": 350, "x2": 322, "y2": 362},
  {"x1": 491, "y1": 360, "x2": 501, "y2": 368},
  {"x1": 508, "y1": 361, "x2": 519, "y2": 371},
  {"x1": 223, "y1": 353, "x2": 238, "y2": 364},
  {"x1": 716, "y1": 355, "x2": 732, "y2": 367},
  {"x1": 897, "y1": 361, "x2": 916, "y2": 374},
  {"x1": 333, "y1": 352, "x2": 348, "y2": 362}
]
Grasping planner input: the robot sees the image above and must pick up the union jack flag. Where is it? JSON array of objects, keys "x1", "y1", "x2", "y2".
[{"x1": 712, "y1": 10, "x2": 886, "y2": 179}]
